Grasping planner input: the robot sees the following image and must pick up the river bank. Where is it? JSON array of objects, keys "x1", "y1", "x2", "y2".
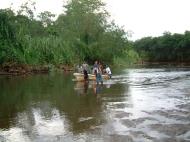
[
  {"x1": 0, "y1": 63, "x2": 74, "y2": 75},
  {"x1": 1, "y1": 61, "x2": 190, "y2": 76}
]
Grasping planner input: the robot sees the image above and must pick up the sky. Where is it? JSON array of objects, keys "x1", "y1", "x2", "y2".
[{"x1": 1, "y1": 0, "x2": 190, "y2": 40}]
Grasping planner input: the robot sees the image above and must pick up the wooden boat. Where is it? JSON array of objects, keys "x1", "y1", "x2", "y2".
[{"x1": 73, "y1": 73, "x2": 110, "y2": 81}]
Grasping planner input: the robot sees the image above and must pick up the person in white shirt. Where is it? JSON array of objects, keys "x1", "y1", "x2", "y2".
[{"x1": 105, "y1": 65, "x2": 112, "y2": 78}]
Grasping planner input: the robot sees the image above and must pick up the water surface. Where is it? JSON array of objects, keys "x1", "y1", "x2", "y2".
[{"x1": 0, "y1": 68, "x2": 190, "y2": 142}]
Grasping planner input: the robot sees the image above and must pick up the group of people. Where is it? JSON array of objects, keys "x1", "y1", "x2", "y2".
[{"x1": 79, "y1": 60, "x2": 112, "y2": 84}]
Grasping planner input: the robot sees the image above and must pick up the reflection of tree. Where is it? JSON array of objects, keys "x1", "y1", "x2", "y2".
[
  {"x1": 0, "y1": 76, "x2": 29, "y2": 129},
  {"x1": 61, "y1": 82, "x2": 127, "y2": 134},
  {"x1": 0, "y1": 74, "x2": 127, "y2": 135},
  {"x1": 0, "y1": 73, "x2": 73, "y2": 129},
  {"x1": 55, "y1": 87, "x2": 104, "y2": 134}
]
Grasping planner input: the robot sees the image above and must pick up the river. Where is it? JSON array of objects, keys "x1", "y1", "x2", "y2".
[{"x1": 0, "y1": 68, "x2": 190, "y2": 142}]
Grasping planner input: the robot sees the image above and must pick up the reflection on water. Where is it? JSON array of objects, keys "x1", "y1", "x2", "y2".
[
  {"x1": 74, "y1": 81, "x2": 108, "y2": 96},
  {"x1": 0, "y1": 68, "x2": 190, "y2": 142}
]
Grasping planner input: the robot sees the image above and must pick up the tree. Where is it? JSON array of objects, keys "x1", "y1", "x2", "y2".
[
  {"x1": 17, "y1": 0, "x2": 36, "y2": 20},
  {"x1": 38, "y1": 11, "x2": 55, "y2": 27},
  {"x1": 133, "y1": 31, "x2": 190, "y2": 62},
  {"x1": 0, "y1": 9, "x2": 23, "y2": 63},
  {"x1": 55, "y1": 0, "x2": 127, "y2": 63},
  {"x1": 0, "y1": 0, "x2": 131, "y2": 65}
]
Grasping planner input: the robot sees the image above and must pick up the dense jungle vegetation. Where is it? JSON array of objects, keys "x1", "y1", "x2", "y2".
[
  {"x1": 0, "y1": 0, "x2": 189, "y2": 68},
  {"x1": 0, "y1": 0, "x2": 134, "y2": 66},
  {"x1": 134, "y1": 31, "x2": 190, "y2": 63}
]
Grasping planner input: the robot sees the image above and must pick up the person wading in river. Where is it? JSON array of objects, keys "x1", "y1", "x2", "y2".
[
  {"x1": 94, "y1": 66, "x2": 103, "y2": 85},
  {"x1": 105, "y1": 65, "x2": 112, "y2": 79},
  {"x1": 82, "y1": 62, "x2": 89, "y2": 82}
]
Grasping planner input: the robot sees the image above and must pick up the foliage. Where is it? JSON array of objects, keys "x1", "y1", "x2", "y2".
[
  {"x1": 133, "y1": 32, "x2": 190, "y2": 62},
  {"x1": 113, "y1": 42, "x2": 140, "y2": 66},
  {"x1": 0, "y1": 9, "x2": 24, "y2": 63},
  {"x1": 3, "y1": 0, "x2": 190, "y2": 67},
  {"x1": 0, "y1": 0, "x2": 131, "y2": 66}
]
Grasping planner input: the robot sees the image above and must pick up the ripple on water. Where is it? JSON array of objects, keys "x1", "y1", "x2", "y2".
[{"x1": 0, "y1": 67, "x2": 190, "y2": 142}]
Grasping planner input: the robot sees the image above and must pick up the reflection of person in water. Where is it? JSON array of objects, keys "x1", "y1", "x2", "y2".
[
  {"x1": 75, "y1": 81, "x2": 89, "y2": 96},
  {"x1": 93, "y1": 83, "x2": 103, "y2": 95},
  {"x1": 83, "y1": 81, "x2": 88, "y2": 94}
]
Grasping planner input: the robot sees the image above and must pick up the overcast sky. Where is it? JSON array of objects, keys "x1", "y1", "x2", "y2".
[{"x1": 1, "y1": 0, "x2": 190, "y2": 40}]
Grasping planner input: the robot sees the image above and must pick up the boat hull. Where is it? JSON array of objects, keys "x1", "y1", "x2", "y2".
[{"x1": 73, "y1": 73, "x2": 109, "y2": 81}]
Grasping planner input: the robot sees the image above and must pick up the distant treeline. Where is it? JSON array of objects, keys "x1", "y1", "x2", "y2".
[
  {"x1": 133, "y1": 31, "x2": 190, "y2": 62},
  {"x1": 0, "y1": 0, "x2": 131, "y2": 66}
]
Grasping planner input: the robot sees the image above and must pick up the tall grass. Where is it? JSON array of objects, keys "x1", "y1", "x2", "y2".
[{"x1": 22, "y1": 36, "x2": 77, "y2": 65}]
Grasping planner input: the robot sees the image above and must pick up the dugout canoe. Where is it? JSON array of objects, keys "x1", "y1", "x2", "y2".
[{"x1": 73, "y1": 73, "x2": 109, "y2": 81}]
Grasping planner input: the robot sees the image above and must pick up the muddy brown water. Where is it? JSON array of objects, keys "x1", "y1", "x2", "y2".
[{"x1": 0, "y1": 68, "x2": 190, "y2": 142}]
